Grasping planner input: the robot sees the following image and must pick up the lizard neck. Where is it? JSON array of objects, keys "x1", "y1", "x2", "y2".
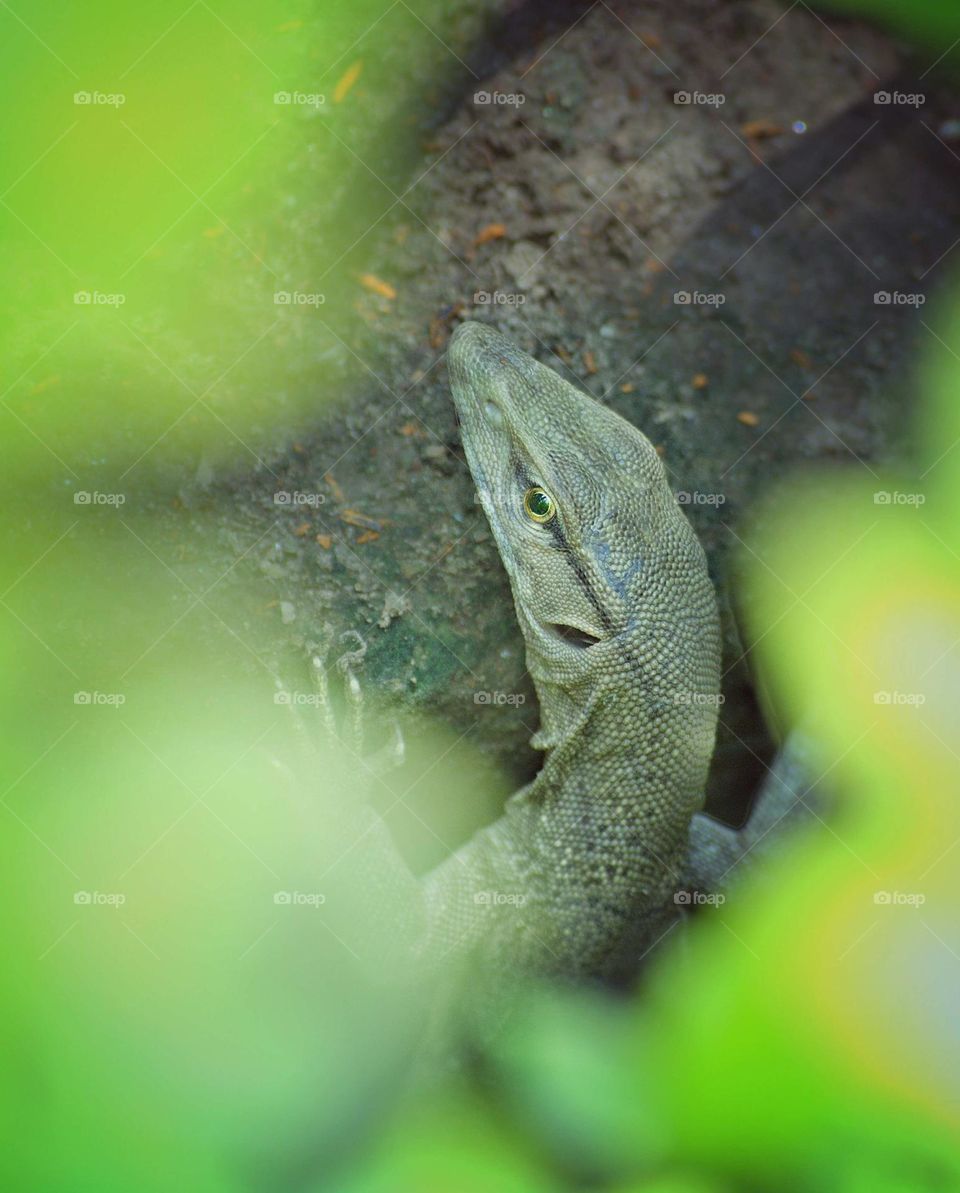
[{"x1": 525, "y1": 633, "x2": 719, "y2": 859}]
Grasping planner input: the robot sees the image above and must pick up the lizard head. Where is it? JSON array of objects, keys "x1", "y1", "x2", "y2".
[{"x1": 448, "y1": 321, "x2": 719, "y2": 710}]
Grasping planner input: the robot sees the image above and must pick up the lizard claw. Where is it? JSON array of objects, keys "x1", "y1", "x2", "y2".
[
  {"x1": 337, "y1": 630, "x2": 367, "y2": 673},
  {"x1": 337, "y1": 630, "x2": 368, "y2": 756}
]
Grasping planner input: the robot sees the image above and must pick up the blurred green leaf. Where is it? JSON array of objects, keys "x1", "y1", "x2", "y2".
[
  {"x1": 334, "y1": 1092, "x2": 560, "y2": 1193},
  {"x1": 818, "y1": 0, "x2": 960, "y2": 50}
]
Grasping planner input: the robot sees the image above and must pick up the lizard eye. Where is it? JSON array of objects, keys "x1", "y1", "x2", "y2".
[{"x1": 523, "y1": 486, "x2": 556, "y2": 524}]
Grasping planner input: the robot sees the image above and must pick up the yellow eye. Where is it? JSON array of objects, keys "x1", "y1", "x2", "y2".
[{"x1": 523, "y1": 486, "x2": 556, "y2": 523}]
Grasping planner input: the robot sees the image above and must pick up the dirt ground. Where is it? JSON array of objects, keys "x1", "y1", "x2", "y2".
[{"x1": 187, "y1": 0, "x2": 960, "y2": 862}]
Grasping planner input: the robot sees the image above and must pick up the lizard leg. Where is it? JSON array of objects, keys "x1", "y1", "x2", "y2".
[
  {"x1": 685, "y1": 813, "x2": 743, "y2": 892},
  {"x1": 685, "y1": 732, "x2": 827, "y2": 894}
]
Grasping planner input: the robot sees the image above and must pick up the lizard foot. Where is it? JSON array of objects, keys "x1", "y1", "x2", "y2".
[{"x1": 293, "y1": 629, "x2": 406, "y2": 777}]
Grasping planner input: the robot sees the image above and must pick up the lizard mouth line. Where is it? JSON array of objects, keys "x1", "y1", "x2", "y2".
[{"x1": 547, "y1": 623, "x2": 602, "y2": 649}]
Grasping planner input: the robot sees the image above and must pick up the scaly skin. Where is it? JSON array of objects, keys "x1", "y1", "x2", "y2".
[{"x1": 417, "y1": 322, "x2": 722, "y2": 975}]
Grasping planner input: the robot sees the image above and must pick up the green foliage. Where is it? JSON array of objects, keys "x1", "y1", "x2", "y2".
[
  {"x1": 4, "y1": 2, "x2": 960, "y2": 1190},
  {"x1": 819, "y1": 0, "x2": 960, "y2": 52},
  {"x1": 333, "y1": 1095, "x2": 561, "y2": 1193},
  {"x1": 0, "y1": 0, "x2": 462, "y2": 491}
]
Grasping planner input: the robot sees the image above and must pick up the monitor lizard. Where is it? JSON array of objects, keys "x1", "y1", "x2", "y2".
[
  {"x1": 413, "y1": 320, "x2": 724, "y2": 977},
  {"x1": 312, "y1": 321, "x2": 806, "y2": 992}
]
